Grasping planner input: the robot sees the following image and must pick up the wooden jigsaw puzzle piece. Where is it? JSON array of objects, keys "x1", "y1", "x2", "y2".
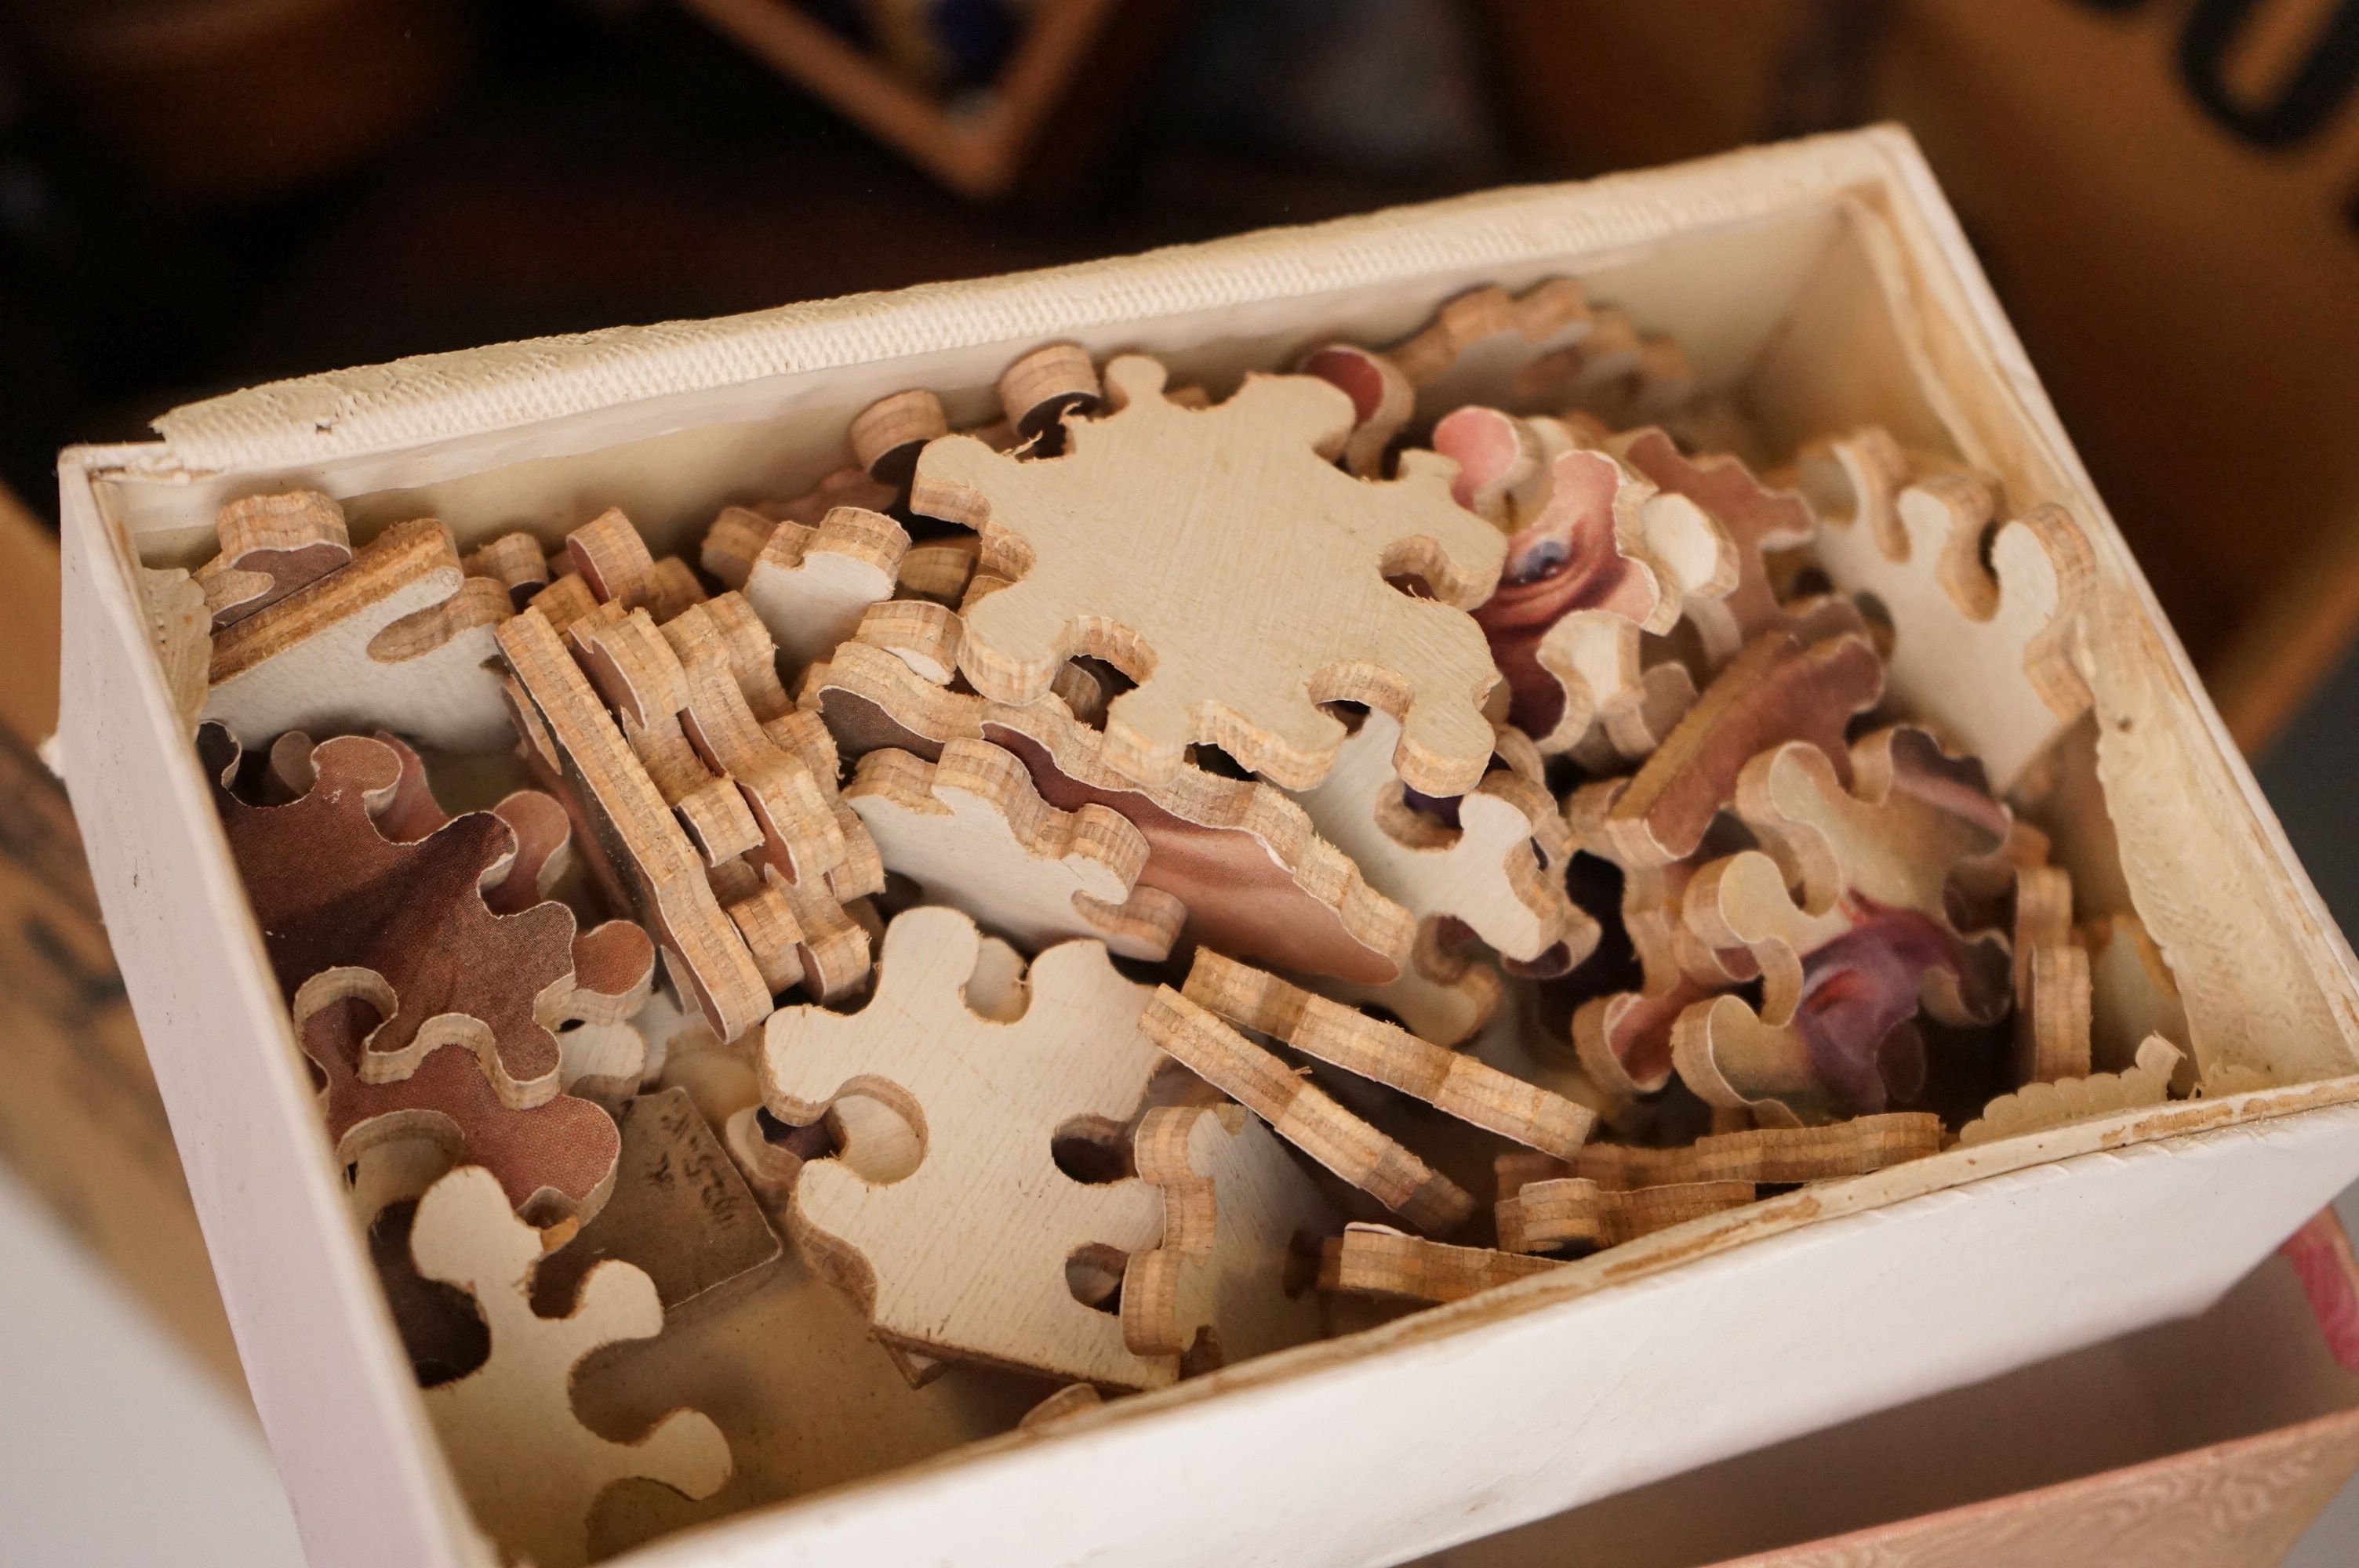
[
  {"x1": 1798, "y1": 433, "x2": 2097, "y2": 795},
  {"x1": 296, "y1": 971, "x2": 621, "y2": 1225},
  {"x1": 1309, "y1": 916, "x2": 1503, "y2": 1047},
  {"x1": 1140, "y1": 986, "x2": 1475, "y2": 1236},
  {"x1": 1573, "y1": 1112, "x2": 1946, "y2": 1189},
  {"x1": 2015, "y1": 864, "x2": 2093, "y2": 1085},
  {"x1": 206, "y1": 515, "x2": 513, "y2": 751},
  {"x1": 1432, "y1": 408, "x2": 1697, "y2": 750},
  {"x1": 194, "y1": 488, "x2": 353, "y2": 629},
  {"x1": 702, "y1": 503, "x2": 908, "y2": 677},
  {"x1": 1290, "y1": 709, "x2": 1592, "y2": 967},
  {"x1": 1183, "y1": 951, "x2": 1595, "y2": 1160},
  {"x1": 1296, "y1": 341, "x2": 1415, "y2": 476},
  {"x1": 1120, "y1": 1102, "x2": 1336, "y2": 1377},
  {"x1": 411, "y1": 1165, "x2": 731, "y2": 1568},
  {"x1": 1960, "y1": 1035, "x2": 2182, "y2": 1147},
  {"x1": 207, "y1": 727, "x2": 587, "y2": 1107},
  {"x1": 500, "y1": 609, "x2": 775, "y2": 1046},
  {"x1": 1495, "y1": 1174, "x2": 1755, "y2": 1254},
  {"x1": 848, "y1": 739, "x2": 1186, "y2": 961},
  {"x1": 912, "y1": 354, "x2": 1506, "y2": 795},
  {"x1": 979, "y1": 698, "x2": 1413, "y2": 984},
  {"x1": 761, "y1": 906, "x2": 1172, "y2": 1388},
  {"x1": 1601, "y1": 630, "x2": 1884, "y2": 867},
  {"x1": 1317, "y1": 1223, "x2": 1560, "y2": 1305},
  {"x1": 1608, "y1": 428, "x2": 1840, "y2": 668}
]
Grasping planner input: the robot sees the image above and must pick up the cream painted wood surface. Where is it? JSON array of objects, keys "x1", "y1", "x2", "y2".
[{"x1": 53, "y1": 126, "x2": 2359, "y2": 1568}]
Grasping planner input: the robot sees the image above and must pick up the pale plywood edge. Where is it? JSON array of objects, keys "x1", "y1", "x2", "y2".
[
  {"x1": 54, "y1": 455, "x2": 498, "y2": 1568},
  {"x1": 130, "y1": 131, "x2": 1923, "y2": 477}
]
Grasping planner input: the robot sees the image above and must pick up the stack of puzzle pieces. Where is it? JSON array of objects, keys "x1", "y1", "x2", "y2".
[{"x1": 176, "y1": 280, "x2": 2197, "y2": 1566}]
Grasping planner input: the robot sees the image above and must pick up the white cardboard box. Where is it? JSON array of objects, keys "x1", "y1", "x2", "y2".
[{"x1": 55, "y1": 125, "x2": 2359, "y2": 1566}]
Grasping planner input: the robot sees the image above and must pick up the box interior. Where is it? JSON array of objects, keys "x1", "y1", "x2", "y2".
[{"x1": 73, "y1": 148, "x2": 2359, "y2": 1563}]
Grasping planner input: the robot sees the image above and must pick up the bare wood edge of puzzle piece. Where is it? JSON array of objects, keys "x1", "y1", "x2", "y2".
[
  {"x1": 846, "y1": 738, "x2": 1187, "y2": 961},
  {"x1": 1495, "y1": 1174, "x2": 1757, "y2": 1255},
  {"x1": 294, "y1": 967, "x2": 623, "y2": 1228},
  {"x1": 1572, "y1": 1112, "x2": 1948, "y2": 1189},
  {"x1": 1317, "y1": 1222, "x2": 1560, "y2": 1305},
  {"x1": 1960, "y1": 1035, "x2": 2183, "y2": 1149},
  {"x1": 1182, "y1": 949, "x2": 1594, "y2": 1160},
  {"x1": 411, "y1": 1164, "x2": 732, "y2": 1568},
  {"x1": 497, "y1": 608, "x2": 775, "y2": 1047},
  {"x1": 1140, "y1": 986, "x2": 1474, "y2": 1236},
  {"x1": 1118, "y1": 1099, "x2": 1337, "y2": 1377},
  {"x1": 206, "y1": 514, "x2": 514, "y2": 750},
  {"x1": 2016, "y1": 863, "x2": 2093, "y2": 1086},
  {"x1": 704, "y1": 504, "x2": 909, "y2": 674},
  {"x1": 197, "y1": 488, "x2": 353, "y2": 628}
]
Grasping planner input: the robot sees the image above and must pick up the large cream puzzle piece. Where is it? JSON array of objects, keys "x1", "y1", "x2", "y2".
[
  {"x1": 847, "y1": 738, "x2": 1185, "y2": 960},
  {"x1": 410, "y1": 1165, "x2": 731, "y2": 1568},
  {"x1": 911, "y1": 354, "x2": 1507, "y2": 795},
  {"x1": 1121, "y1": 1102, "x2": 1337, "y2": 1378},
  {"x1": 1798, "y1": 428, "x2": 2097, "y2": 795},
  {"x1": 1291, "y1": 709, "x2": 1590, "y2": 967},
  {"x1": 761, "y1": 906, "x2": 1173, "y2": 1388},
  {"x1": 206, "y1": 515, "x2": 514, "y2": 750}
]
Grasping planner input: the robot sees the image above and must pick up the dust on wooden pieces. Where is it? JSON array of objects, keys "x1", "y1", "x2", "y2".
[
  {"x1": 195, "y1": 488, "x2": 352, "y2": 628},
  {"x1": 1495, "y1": 1173, "x2": 1755, "y2": 1256},
  {"x1": 1798, "y1": 430, "x2": 2097, "y2": 795},
  {"x1": 1140, "y1": 987, "x2": 1473, "y2": 1236},
  {"x1": 411, "y1": 1165, "x2": 731, "y2": 1568},
  {"x1": 1572, "y1": 1112, "x2": 1946, "y2": 1189},
  {"x1": 911, "y1": 352, "x2": 1506, "y2": 795},
  {"x1": 1183, "y1": 950, "x2": 1594, "y2": 1160},
  {"x1": 1317, "y1": 1223, "x2": 1560, "y2": 1305},
  {"x1": 1120, "y1": 1102, "x2": 1336, "y2": 1378},
  {"x1": 761, "y1": 906, "x2": 1174, "y2": 1388},
  {"x1": 206, "y1": 514, "x2": 514, "y2": 751},
  {"x1": 847, "y1": 738, "x2": 1187, "y2": 961}
]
